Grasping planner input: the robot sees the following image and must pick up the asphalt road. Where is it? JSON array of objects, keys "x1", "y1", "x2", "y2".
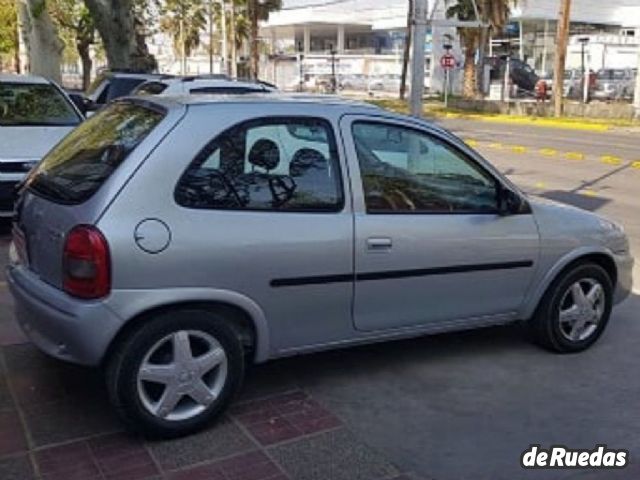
[{"x1": 436, "y1": 117, "x2": 640, "y2": 291}]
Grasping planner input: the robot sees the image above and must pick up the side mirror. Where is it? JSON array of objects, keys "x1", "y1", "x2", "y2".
[{"x1": 498, "y1": 186, "x2": 527, "y2": 216}]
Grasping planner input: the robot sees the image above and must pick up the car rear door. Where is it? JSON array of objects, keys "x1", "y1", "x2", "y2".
[{"x1": 340, "y1": 114, "x2": 540, "y2": 332}]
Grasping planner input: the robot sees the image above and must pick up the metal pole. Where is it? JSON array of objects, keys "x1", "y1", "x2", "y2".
[
  {"x1": 410, "y1": 0, "x2": 428, "y2": 117},
  {"x1": 634, "y1": 47, "x2": 640, "y2": 119},
  {"x1": 220, "y1": 0, "x2": 227, "y2": 74},
  {"x1": 580, "y1": 41, "x2": 585, "y2": 103},
  {"x1": 553, "y1": 0, "x2": 572, "y2": 117},
  {"x1": 444, "y1": 68, "x2": 449, "y2": 108}
]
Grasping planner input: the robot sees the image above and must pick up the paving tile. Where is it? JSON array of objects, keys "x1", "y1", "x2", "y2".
[
  {"x1": 167, "y1": 450, "x2": 284, "y2": 480},
  {"x1": 0, "y1": 453, "x2": 36, "y2": 480},
  {"x1": 231, "y1": 390, "x2": 341, "y2": 446},
  {"x1": 0, "y1": 410, "x2": 27, "y2": 457},
  {"x1": 35, "y1": 441, "x2": 101, "y2": 480},
  {"x1": 0, "y1": 304, "x2": 26, "y2": 346},
  {"x1": 0, "y1": 371, "x2": 15, "y2": 411},
  {"x1": 148, "y1": 417, "x2": 255, "y2": 470},
  {"x1": 268, "y1": 428, "x2": 399, "y2": 480},
  {"x1": 23, "y1": 398, "x2": 120, "y2": 447},
  {"x1": 89, "y1": 432, "x2": 159, "y2": 480}
]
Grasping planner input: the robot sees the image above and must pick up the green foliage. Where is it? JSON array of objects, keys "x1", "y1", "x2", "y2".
[
  {"x1": 160, "y1": 0, "x2": 208, "y2": 57},
  {"x1": 0, "y1": 0, "x2": 18, "y2": 56}
]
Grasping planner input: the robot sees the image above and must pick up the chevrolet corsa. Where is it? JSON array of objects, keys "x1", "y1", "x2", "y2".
[{"x1": 6, "y1": 95, "x2": 633, "y2": 437}]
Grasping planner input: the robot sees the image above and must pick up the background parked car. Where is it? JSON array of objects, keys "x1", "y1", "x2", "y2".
[
  {"x1": 133, "y1": 76, "x2": 276, "y2": 96},
  {"x1": 593, "y1": 68, "x2": 635, "y2": 101},
  {"x1": 0, "y1": 74, "x2": 83, "y2": 216},
  {"x1": 82, "y1": 70, "x2": 173, "y2": 113}
]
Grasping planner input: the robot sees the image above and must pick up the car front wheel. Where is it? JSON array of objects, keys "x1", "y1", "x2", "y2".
[
  {"x1": 529, "y1": 262, "x2": 613, "y2": 353},
  {"x1": 106, "y1": 309, "x2": 244, "y2": 438}
]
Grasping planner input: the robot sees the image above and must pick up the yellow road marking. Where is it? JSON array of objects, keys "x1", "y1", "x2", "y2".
[
  {"x1": 632, "y1": 161, "x2": 640, "y2": 170},
  {"x1": 600, "y1": 155, "x2": 622, "y2": 166},
  {"x1": 539, "y1": 148, "x2": 557, "y2": 156},
  {"x1": 581, "y1": 190, "x2": 597, "y2": 197},
  {"x1": 488, "y1": 142, "x2": 503, "y2": 149},
  {"x1": 464, "y1": 139, "x2": 478, "y2": 147},
  {"x1": 534, "y1": 182, "x2": 546, "y2": 189},
  {"x1": 564, "y1": 152, "x2": 585, "y2": 161},
  {"x1": 511, "y1": 145, "x2": 527, "y2": 154}
]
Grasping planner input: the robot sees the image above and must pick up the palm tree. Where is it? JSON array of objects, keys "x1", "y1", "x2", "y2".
[
  {"x1": 445, "y1": 0, "x2": 515, "y2": 98},
  {"x1": 246, "y1": 0, "x2": 281, "y2": 79},
  {"x1": 160, "y1": 0, "x2": 207, "y2": 74}
]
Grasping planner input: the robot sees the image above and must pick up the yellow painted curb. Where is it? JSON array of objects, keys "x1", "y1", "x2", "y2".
[
  {"x1": 564, "y1": 152, "x2": 585, "y2": 161},
  {"x1": 511, "y1": 145, "x2": 527, "y2": 153},
  {"x1": 601, "y1": 155, "x2": 622, "y2": 166},
  {"x1": 539, "y1": 148, "x2": 557, "y2": 156},
  {"x1": 439, "y1": 112, "x2": 611, "y2": 132}
]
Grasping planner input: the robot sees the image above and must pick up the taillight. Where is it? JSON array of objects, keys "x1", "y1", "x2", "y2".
[{"x1": 63, "y1": 225, "x2": 110, "y2": 299}]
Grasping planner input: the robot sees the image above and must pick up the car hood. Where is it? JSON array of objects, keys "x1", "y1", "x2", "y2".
[{"x1": 0, "y1": 126, "x2": 74, "y2": 160}]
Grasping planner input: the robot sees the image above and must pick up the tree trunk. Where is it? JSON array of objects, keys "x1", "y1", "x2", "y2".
[
  {"x1": 462, "y1": 47, "x2": 476, "y2": 99},
  {"x1": 399, "y1": 0, "x2": 413, "y2": 100},
  {"x1": 229, "y1": 0, "x2": 237, "y2": 77},
  {"x1": 248, "y1": 0, "x2": 259, "y2": 80},
  {"x1": 19, "y1": 0, "x2": 63, "y2": 82},
  {"x1": 553, "y1": 0, "x2": 571, "y2": 117},
  {"x1": 476, "y1": 26, "x2": 489, "y2": 96},
  {"x1": 83, "y1": 0, "x2": 155, "y2": 71},
  {"x1": 78, "y1": 42, "x2": 92, "y2": 91}
]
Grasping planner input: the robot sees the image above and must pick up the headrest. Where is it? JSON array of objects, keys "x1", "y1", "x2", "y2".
[
  {"x1": 289, "y1": 148, "x2": 327, "y2": 177},
  {"x1": 248, "y1": 139, "x2": 280, "y2": 171}
]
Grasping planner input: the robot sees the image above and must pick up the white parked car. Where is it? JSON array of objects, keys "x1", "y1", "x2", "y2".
[
  {"x1": 133, "y1": 76, "x2": 276, "y2": 96},
  {"x1": 0, "y1": 74, "x2": 83, "y2": 216}
]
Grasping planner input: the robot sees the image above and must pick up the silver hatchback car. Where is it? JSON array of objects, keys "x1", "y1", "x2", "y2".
[{"x1": 7, "y1": 95, "x2": 633, "y2": 437}]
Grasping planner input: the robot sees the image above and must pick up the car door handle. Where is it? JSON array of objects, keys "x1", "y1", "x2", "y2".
[{"x1": 367, "y1": 237, "x2": 392, "y2": 251}]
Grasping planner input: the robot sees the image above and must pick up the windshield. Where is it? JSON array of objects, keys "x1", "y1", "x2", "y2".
[
  {"x1": 0, "y1": 83, "x2": 81, "y2": 126},
  {"x1": 26, "y1": 102, "x2": 164, "y2": 204}
]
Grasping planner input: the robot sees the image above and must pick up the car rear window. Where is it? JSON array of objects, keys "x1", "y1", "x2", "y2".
[
  {"x1": 0, "y1": 83, "x2": 81, "y2": 126},
  {"x1": 26, "y1": 102, "x2": 164, "y2": 204}
]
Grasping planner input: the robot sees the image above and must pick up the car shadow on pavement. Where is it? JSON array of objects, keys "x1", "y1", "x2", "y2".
[{"x1": 539, "y1": 190, "x2": 610, "y2": 212}]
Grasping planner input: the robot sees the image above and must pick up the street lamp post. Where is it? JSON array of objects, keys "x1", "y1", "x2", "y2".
[
  {"x1": 297, "y1": 41, "x2": 304, "y2": 93},
  {"x1": 578, "y1": 36, "x2": 589, "y2": 104},
  {"x1": 329, "y1": 45, "x2": 337, "y2": 93}
]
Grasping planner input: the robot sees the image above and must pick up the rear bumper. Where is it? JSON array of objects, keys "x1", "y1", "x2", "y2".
[
  {"x1": 6, "y1": 263, "x2": 124, "y2": 366},
  {"x1": 613, "y1": 251, "x2": 634, "y2": 304}
]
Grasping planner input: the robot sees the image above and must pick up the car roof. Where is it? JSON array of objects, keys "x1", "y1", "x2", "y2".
[
  {"x1": 136, "y1": 92, "x2": 381, "y2": 113},
  {"x1": 0, "y1": 73, "x2": 52, "y2": 85},
  {"x1": 160, "y1": 78, "x2": 271, "y2": 89}
]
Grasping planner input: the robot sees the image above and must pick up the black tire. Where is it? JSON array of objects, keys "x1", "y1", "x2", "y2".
[
  {"x1": 529, "y1": 262, "x2": 613, "y2": 353},
  {"x1": 106, "y1": 309, "x2": 245, "y2": 438}
]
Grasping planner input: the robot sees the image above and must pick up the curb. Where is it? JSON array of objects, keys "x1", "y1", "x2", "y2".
[{"x1": 437, "y1": 112, "x2": 612, "y2": 132}]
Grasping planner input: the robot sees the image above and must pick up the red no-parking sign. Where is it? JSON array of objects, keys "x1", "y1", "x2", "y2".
[{"x1": 440, "y1": 54, "x2": 455, "y2": 69}]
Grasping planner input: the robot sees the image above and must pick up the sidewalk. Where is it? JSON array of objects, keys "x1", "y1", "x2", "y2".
[{"x1": 0, "y1": 245, "x2": 422, "y2": 480}]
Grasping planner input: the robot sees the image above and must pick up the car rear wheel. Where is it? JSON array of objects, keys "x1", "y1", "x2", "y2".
[
  {"x1": 529, "y1": 262, "x2": 613, "y2": 353},
  {"x1": 106, "y1": 309, "x2": 244, "y2": 438}
]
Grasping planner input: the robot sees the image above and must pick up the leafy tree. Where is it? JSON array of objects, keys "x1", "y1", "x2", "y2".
[
  {"x1": 83, "y1": 0, "x2": 156, "y2": 72},
  {"x1": 50, "y1": 0, "x2": 96, "y2": 90},
  {"x1": 446, "y1": 0, "x2": 515, "y2": 98},
  {"x1": 246, "y1": 0, "x2": 281, "y2": 79},
  {"x1": 0, "y1": 0, "x2": 20, "y2": 72},
  {"x1": 18, "y1": 0, "x2": 65, "y2": 81},
  {"x1": 159, "y1": 0, "x2": 207, "y2": 74}
]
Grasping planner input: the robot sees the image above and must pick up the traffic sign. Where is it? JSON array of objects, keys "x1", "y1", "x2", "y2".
[{"x1": 440, "y1": 54, "x2": 455, "y2": 69}]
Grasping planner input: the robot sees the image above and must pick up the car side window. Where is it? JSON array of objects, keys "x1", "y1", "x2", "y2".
[
  {"x1": 352, "y1": 121, "x2": 498, "y2": 213},
  {"x1": 176, "y1": 117, "x2": 343, "y2": 212}
]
